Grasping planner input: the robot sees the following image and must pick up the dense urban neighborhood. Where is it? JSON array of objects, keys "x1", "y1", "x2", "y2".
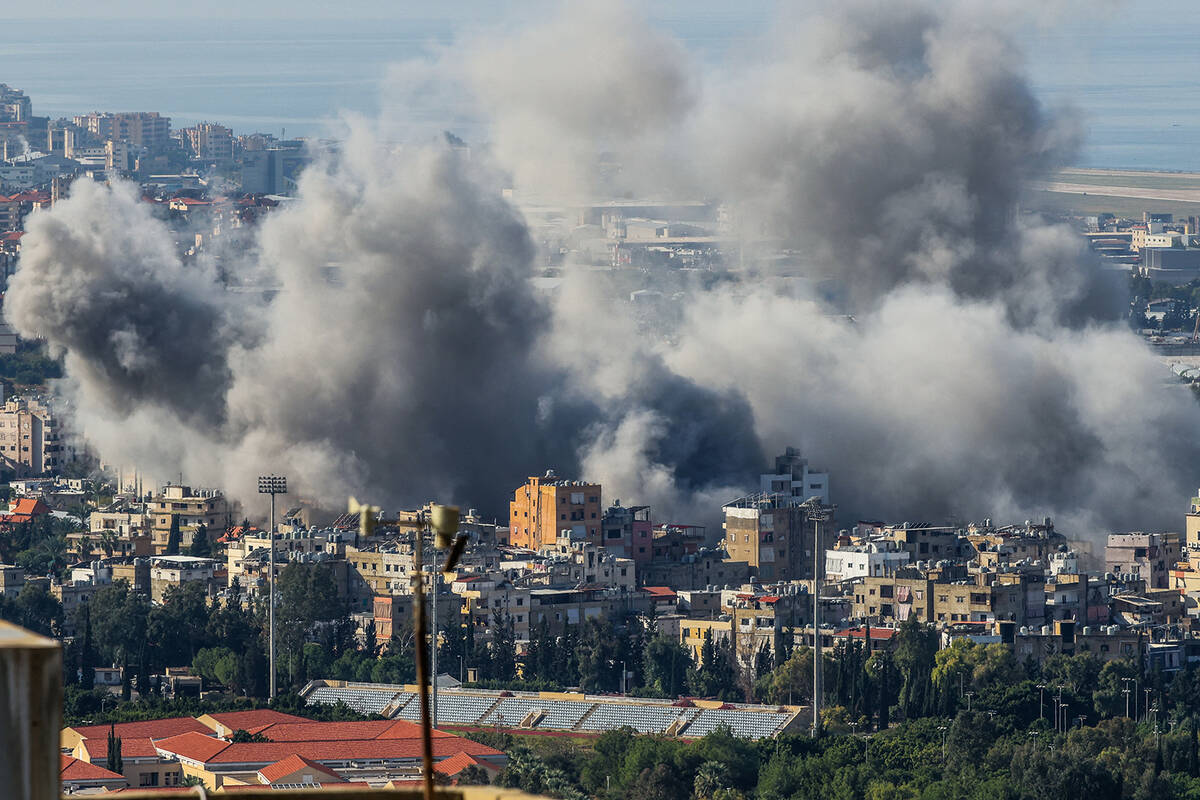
[{"x1": 4, "y1": 3, "x2": 1200, "y2": 796}]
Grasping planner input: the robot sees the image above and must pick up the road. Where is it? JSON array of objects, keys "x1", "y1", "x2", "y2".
[{"x1": 1032, "y1": 181, "x2": 1200, "y2": 203}]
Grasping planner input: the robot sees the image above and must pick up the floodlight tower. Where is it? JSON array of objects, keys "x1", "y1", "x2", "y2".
[
  {"x1": 258, "y1": 474, "x2": 287, "y2": 699},
  {"x1": 802, "y1": 495, "x2": 835, "y2": 737}
]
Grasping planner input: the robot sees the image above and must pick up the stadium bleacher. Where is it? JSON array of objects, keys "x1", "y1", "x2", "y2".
[
  {"x1": 305, "y1": 685, "x2": 402, "y2": 716},
  {"x1": 681, "y1": 708, "x2": 791, "y2": 738},
  {"x1": 303, "y1": 681, "x2": 796, "y2": 740},
  {"x1": 480, "y1": 697, "x2": 592, "y2": 730},
  {"x1": 578, "y1": 703, "x2": 685, "y2": 734}
]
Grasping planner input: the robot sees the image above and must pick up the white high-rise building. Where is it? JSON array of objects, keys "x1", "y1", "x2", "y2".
[{"x1": 759, "y1": 447, "x2": 830, "y2": 506}]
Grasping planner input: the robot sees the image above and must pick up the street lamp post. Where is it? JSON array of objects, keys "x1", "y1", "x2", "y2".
[
  {"x1": 1122, "y1": 677, "x2": 1137, "y2": 719},
  {"x1": 257, "y1": 475, "x2": 287, "y2": 700},
  {"x1": 1037, "y1": 684, "x2": 1046, "y2": 722},
  {"x1": 965, "y1": 691, "x2": 975, "y2": 712}
]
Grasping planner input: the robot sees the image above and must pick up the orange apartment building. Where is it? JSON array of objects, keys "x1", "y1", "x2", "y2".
[{"x1": 508, "y1": 471, "x2": 602, "y2": 550}]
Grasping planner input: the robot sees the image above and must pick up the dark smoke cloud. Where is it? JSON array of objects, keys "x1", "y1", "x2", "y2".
[
  {"x1": 6, "y1": 180, "x2": 237, "y2": 428},
  {"x1": 6, "y1": 0, "x2": 1198, "y2": 538}
]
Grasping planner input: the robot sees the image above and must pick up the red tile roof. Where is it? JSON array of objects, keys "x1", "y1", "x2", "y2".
[
  {"x1": 61, "y1": 755, "x2": 125, "y2": 784},
  {"x1": 1, "y1": 497, "x2": 52, "y2": 524},
  {"x1": 434, "y1": 751, "x2": 498, "y2": 777},
  {"x1": 204, "y1": 709, "x2": 309, "y2": 732},
  {"x1": 258, "y1": 753, "x2": 343, "y2": 784},
  {"x1": 70, "y1": 716, "x2": 211, "y2": 742},
  {"x1": 221, "y1": 782, "x2": 371, "y2": 793},
  {"x1": 643, "y1": 586, "x2": 678, "y2": 598},
  {"x1": 152, "y1": 731, "x2": 232, "y2": 762},
  {"x1": 156, "y1": 735, "x2": 500, "y2": 766},
  {"x1": 833, "y1": 627, "x2": 897, "y2": 640},
  {"x1": 82, "y1": 736, "x2": 166, "y2": 760},
  {"x1": 250, "y1": 719, "x2": 452, "y2": 742}
]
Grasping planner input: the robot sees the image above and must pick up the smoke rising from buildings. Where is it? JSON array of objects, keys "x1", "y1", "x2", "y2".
[{"x1": 6, "y1": 0, "x2": 1198, "y2": 536}]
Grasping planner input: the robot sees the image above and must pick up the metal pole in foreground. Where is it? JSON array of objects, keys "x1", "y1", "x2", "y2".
[
  {"x1": 431, "y1": 550, "x2": 438, "y2": 727},
  {"x1": 258, "y1": 475, "x2": 287, "y2": 700},
  {"x1": 413, "y1": 514, "x2": 435, "y2": 800}
]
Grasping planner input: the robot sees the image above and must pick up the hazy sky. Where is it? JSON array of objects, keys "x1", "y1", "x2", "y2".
[{"x1": 16, "y1": 0, "x2": 778, "y2": 20}]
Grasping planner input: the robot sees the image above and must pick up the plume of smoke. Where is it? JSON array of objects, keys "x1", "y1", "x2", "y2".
[
  {"x1": 6, "y1": 180, "x2": 236, "y2": 429},
  {"x1": 6, "y1": 0, "x2": 1199, "y2": 539},
  {"x1": 219, "y1": 130, "x2": 576, "y2": 506},
  {"x1": 5, "y1": 134, "x2": 582, "y2": 509},
  {"x1": 463, "y1": 3, "x2": 699, "y2": 200},
  {"x1": 514, "y1": 0, "x2": 1197, "y2": 532}
]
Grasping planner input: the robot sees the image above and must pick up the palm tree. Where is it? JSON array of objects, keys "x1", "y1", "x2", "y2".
[
  {"x1": 40, "y1": 536, "x2": 67, "y2": 573},
  {"x1": 100, "y1": 531, "x2": 118, "y2": 558},
  {"x1": 76, "y1": 534, "x2": 93, "y2": 560}
]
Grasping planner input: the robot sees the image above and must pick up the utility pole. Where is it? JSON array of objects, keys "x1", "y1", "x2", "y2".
[
  {"x1": 430, "y1": 534, "x2": 438, "y2": 728},
  {"x1": 257, "y1": 475, "x2": 286, "y2": 700}
]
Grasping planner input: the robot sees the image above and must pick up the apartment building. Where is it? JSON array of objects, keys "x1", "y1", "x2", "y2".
[
  {"x1": 873, "y1": 523, "x2": 966, "y2": 561},
  {"x1": 0, "y1": 563, "x2": 24, "y2": 597},
  {"x1": 641, "y1": 547, "x2": 750, "y2": 591},
  {"x1": 73, "y1": 111, "x2": 171, "y2": 152},
  {"x1": 82, "y1": 508, "x2": 153, "y2": 557},
  {"x1": 528, "y1": 586, "x2": 648, "y2": 636},
  {"x1": 1105, "y1": 532, "x2": 1182, "y2": 589},
  {"x1": 149, "y1": 485, "x2": 229, "y2": 554},
  {"x1": 373, "y1": 592, "x2": 464, "y2": 643},
  {"x1": 760, "y1": 447, "x2": 830, "y2": 506},
  {"x1": 508, "y1": 471, "x2": 601, "y2": 550},
  {"x1": 600, "y1": 502, "x2": 653, "y2": 563},
  {"x1": 451, "y1": 574, "x2": 532, "y2": 641},
  {"x1": 180, "y1": 121, "x2": 233, "y2": 160},
  {"x1": 0, "y1": 396, "x2": 65, "y2": 477},
  {"x1": 149, "y1": 555, "x2": 222, "y2": 603},
  {"x1": 825, "y1": 540, "x2": 911, "y2": 581},
  {"x1": 723, "y1": 493, "x2": 832, "y2": 582}
]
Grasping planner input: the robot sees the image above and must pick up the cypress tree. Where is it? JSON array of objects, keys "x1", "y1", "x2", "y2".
[
  {"x1": 188, "y1": 523, "x2": 211, "y2": 557},
  {"x1": 79, "y1": 601, "x2": 95, "y2": 689},
  {"x1": 1188, "y1": 715, "x2": 1199, "y2": 777},
  {"x1": 165, "y1": 514, "x2": 181, "y2": 555},
  {"x1": 106, "y1": 725, "x2": 123, "y2": 774}
]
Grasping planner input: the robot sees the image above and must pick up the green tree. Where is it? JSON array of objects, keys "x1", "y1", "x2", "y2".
[
  {"x1": 194, "y1": 647, "x2": 238, "y2": 687},
  {"x1": 760, "y1": 645, "x2": 813, "y2": 705},
  {"x1": 489, "y1": 611, "x2": 517, "y2": 683},
  {"x1": 77, "y1": 600, "x2": 95, "y2": 689},
  {"x1": 893, "y1": 618, "x2": 937, "y2": 720},
  {"x1": 522, "y1": 616, "x2": 550, "y2": 683},
  {"x1": 1095, "y1": 659, "x2": 1139, "y2": 720},
  {"x1": 165, "y1": 515, "x2": 181, "y2": 555},
  {"x1": 105, "y1": 725, "x2": 123, "y2": 774},
  {"x1": 187, "y1": 523, "x2": 211, "y2": 557},
  {"x1": 644, "y1": 634, "x2": 692, "y2": 698}
]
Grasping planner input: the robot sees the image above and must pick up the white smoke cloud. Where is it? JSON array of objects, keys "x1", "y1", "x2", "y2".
[{"x1": 6, "y1": 0, "x2": 1197, "y2": 540}]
